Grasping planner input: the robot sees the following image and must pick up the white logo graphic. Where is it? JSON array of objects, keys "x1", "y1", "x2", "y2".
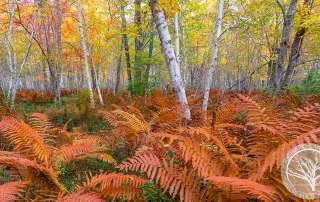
[{"x1": 281, "y1": 143, "x2": 320, "y2": 199}]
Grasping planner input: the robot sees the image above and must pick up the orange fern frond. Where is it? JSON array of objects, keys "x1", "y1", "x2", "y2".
[
  {"x1": 113, "y1": 110, "x2": 150, "y2": 134},
  {"x1": 249, "y1": 127, "x2": 320, "y2": 181},
  {"x1": 0, "y1": 117, "x2": 48, "y2": 165},
  {"x1": 28, "y1": 113, "x2": 53, "y2": 133},
  {"x1": 98, "y1": 110, "x2": 119, "y2": 128},
  {"x1": 0, "y1": 181, "x2": 29, "y2": 202},
  {"x1": 0, "y1": 156, "x2": 58, "y2": 178},
  {"x1": 206, "y1": 176, "x2": 281, "y2": 202},
  {"x1": 100, "y1": 185, "x2": 142, "y2": 201},
  {"x1": 53, "y1": 144, "x2": 93, "y2": 163},
  {"x1": 76, "y1": 152, "x2": 117, "y2": 165},
  {"x1": 56, "y1": 191, "x2": 106, "y2": 202},
  {"x1": 118, "y1": 153, "x2": 203, "y2": 201},
  {"x1": 76, "y1": 172, "x2": 148, "y2": 200}
]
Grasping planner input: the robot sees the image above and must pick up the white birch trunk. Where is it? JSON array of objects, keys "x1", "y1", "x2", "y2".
[
  {"x1": 149, "y1": 0, "x2": 191, "y2": 121},
  {"x1": 202, "y1": 0, "x2": 224, "y2": 112},
  {"x1": 174, "y1": 13, "x2": 180, "y2": 67},
  {"x1": 5, "y1": 0, "x2": 38, "y2": 110},
  {"x1": 77, "y1": 0, "x2": 95, "y2": 107}
]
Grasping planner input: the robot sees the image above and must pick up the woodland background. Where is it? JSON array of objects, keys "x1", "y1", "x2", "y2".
[{"x1": 0, "y1": 0, "x2": 320, "y2": 201}]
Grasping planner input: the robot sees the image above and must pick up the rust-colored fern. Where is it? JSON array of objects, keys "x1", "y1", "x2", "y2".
[
  {"x1": 0, "y1": 117, "x2": 49, "y2": 165},
  {"x1": 0, "y1": 181, "x2": 29, "y2": 202}
]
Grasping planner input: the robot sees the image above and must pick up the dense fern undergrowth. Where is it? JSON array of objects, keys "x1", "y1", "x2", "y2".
[{"x1": 0, "y1": 89, "x2": 320, "y2": 201}]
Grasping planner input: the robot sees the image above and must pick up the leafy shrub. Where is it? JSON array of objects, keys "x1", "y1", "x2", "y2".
[{"x1": 292, "y1": 69, "x2": 320, "y2": 94}]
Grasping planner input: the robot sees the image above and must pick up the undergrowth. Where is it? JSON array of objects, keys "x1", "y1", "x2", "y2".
[{"x1": 0, "y1": 89, "x2": 319, "y2": 201}]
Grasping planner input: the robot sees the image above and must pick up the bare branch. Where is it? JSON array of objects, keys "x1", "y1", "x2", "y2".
[{"x1": 276, "y1": 0, "x2": 286, "y2": 18}]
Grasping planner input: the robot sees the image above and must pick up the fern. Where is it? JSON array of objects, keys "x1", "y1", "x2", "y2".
[
  {"x1": 52, "y1": 144, "x2": 93, "y2": 163},
  {"x1": 113, "y1": 110, "x2": 150, "y2": 134},
  {"x1": 0, "y1": 181, "x2": 29, "y2": 202},
  {"x1": 76, "y1": 152, "x2": 117, "y2": 165},
  {"x1": 76, "y1": 172, "x2": 148, "y2": 200},
  {"x1": 56, "y1": 191, "x2": 106, "y2": 202},
  {"x1": 249, "y1": 127, "x2": 320, "y2": 181},
  {"x1": 28, "y1": 113, "x2": 54, "y2": 133},
  {"x1": 98, "y1": 110, "x2": 119, "y2": 128},
  {"x1": 206, "y1": 176, "x2": 280, "y2": 201},
  {"x1": 0, "y1": 117, "x2": 49, "y2": 165},
  {"x1": 118, "y1": 153, "x2": 204, "y2": 201}
]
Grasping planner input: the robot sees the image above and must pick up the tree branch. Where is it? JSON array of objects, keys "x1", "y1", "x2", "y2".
[{"x1": 276, "y1": 0, "x2": 286, "y2": 18}]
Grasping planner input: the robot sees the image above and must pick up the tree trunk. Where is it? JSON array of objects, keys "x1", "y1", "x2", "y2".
[
  {"x1": 134, "y1": 0, "x2": 143, "y2": 81},
  {"x1": 55, "y1": 0, "x2": 63, "y2": 101},
  {"x1": 115, "y1": 47, "x2": 122, "y2": 94},
  {"x1": 174, "y1": 13, "x2": 180, "y2": 68},
  {"x1": 145, "y1": 17, "x2": 155, "y2": 81},
  {"x1": 281, "y1": 0, "x2": 310, "y2": 88},
  {"x1": 273, "y1": 0, "x2": 298, "y2": 92},
  {"x1": 77, "y1": 0, "x2": 95, "y2": 107},
  {"x1": 181, "y1": 2, "x2": 187, "y2": 84},
  {"x1": 202, "y1": 0, "x2": 224, "y2": 112},
  {"x1": 5, "y1": 0, "x2": 38, "y2": 110},
  {"x1": 121, "y1": 3, "x2": 132, "y2": 83},
  {"x1": 149, "y1": 0, "x2": 191, "y2": 121}
]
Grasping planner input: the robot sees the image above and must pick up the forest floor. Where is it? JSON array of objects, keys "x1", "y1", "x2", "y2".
[{"x1": 0, "y1": 88, "x2": 319, "y2": 201}]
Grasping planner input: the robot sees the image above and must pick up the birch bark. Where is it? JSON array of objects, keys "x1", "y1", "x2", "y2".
[
  {"x1": 77, "y1": 0, "x2": 95, "y2": 107},
  {"x1": 202, "y1": 0, "x2": 224, "y2": 112},
  {"x1": 149, "y1": 0, "x2": 191, "y2": 121}
]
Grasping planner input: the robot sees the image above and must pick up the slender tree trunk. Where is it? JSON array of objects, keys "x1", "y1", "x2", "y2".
[
  {"x1": 83, "y1": 1, "x2": 103, "y2": 105},
  {"x1": 115, "y1": 46, "x2": 122, "y2": 94},
  {"x1": 273, "y1": 0, "x2": 298, "y2": 92},
  {"x1": 174, "y1": 13, "x2": 180, "y2": 68},
  {"x1": 149, "y1": 0, "x2": 191, "y2": 121},
  {"x1": 134, "y1": 0, "x2": 143, "y2": 80},
  {"x1": 77, "y1": 0, "x2": 95, "y2": 107},
  {"x1": 181, "y1": 2, "x2": 187, "y2": 84},
  {"x1": 5, "y1": 0, "x2": 38, "y2": 110},
  {"x1": 121, "y1": 3, "x2": 132, "y2": 83},
  {"x1": 281, "y1": 0, "x2": 311, "y2": 88},
  {"x1": 145, "y1": 17, "x2": 155, "y2": 81},
  {"x1": 88, "y1": 44, "x2": 104, "y2": 105},
  {"x1": 202, "y1": 0, "x2": 224, "y2": 112},
  {"x1": 55, "y1": 0, "x2": 63, "y2": 101}
]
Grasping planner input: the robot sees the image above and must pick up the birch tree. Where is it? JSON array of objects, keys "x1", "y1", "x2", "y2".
[
  {"x1": 149, "y1": 0, "x2": 191, "y2": 121},
  {"x1": 174, "y1": 13, "x2": 180, "y2": 68},
  {"x1": 3, "y1": 0, "x2": 39, "y2": 110},
  {"x1": 77, "y1": 0, "x2": 95, "y2": 107},
  {"x1": 202, "y1": 0, "x2": 224, "y2": 112}
]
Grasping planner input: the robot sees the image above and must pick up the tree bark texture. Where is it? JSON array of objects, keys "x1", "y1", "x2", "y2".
[
  {"x1": 149, "y1": 0, "x2": 191, "y2": 121},
  {"x1": 202, "y1": 0, "x2": 224, "y2": 111}
]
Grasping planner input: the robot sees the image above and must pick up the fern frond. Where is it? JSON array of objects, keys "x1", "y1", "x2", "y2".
[
  {"x1": 0, "y1": 181, "x2": 29, "y2": 202},
  {"x1": 76, "y1": 172, "x2": 148, "y2": 200},
  {"x1": 76, "y1": 152, "x2": 117, "y2": 165},
  {"x1": 53, "y1": 144, "x2": 93, "y2": 163},
  {"x1": 0, "y1": 156, "x2": 58, "y2": 178},
  {"x1": 0, "y1": 117, "x2": 48, "y2": 165},
  {"x1": 113, "y1": 110, "x2": 150, "y2": 134},
  {"x1": 28, "y1": 113, "x2": 53, "y2": 133},
  {"x1": 98, "y1": 110, "x2": 119, "y2": 128},
  {"x1": 249, "y1": 127, "x2": 320, "y2": 181},
  {"x1": 118, "y1": 153, "x2": 203, "y2": 201},
  {"x1": 56, "y1": 191, "x2": 106, "y2": 202},
  {"x1": 207, "y1": 176, "x2": 280, "y2": 202},
  {"x1": 100, "y1": 185, "x2": 142, "y2": 201}
]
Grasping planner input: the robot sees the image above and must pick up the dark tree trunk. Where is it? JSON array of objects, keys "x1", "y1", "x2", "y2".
[
  {"x1": 273, "y1": 0, "x2": 298, "y2": 92},
  {"x1": 281, "y1": 0, "x2": 311, "y2": 88}
]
